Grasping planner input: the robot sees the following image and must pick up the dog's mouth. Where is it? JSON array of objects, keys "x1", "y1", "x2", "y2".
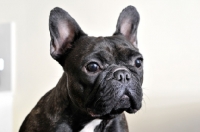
[
  {"x1": 85, "y1": 70, "x2": 143, "y2": 119},
  {"x1": 87, "y1": 94, "x2": 142, "y2": 119},
  {"x1": 111, "y1": 94, "x2": 141, "y2": 114}
]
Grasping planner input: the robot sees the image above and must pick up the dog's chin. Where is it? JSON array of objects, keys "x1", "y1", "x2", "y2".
[{"x1": 87, "y1": 95, "x2": 142, "y2": 120}]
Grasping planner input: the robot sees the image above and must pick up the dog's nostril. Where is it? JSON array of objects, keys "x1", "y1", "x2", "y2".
[
  {"x1": 126, "y1": 74, "x2": 131, "y2": 80},
  {"x1": 114, "y1": 70, "x2": 131, "y2": 83},
  {"x1": 119, "y1": 74, "x2": 123, "y2": 81}
]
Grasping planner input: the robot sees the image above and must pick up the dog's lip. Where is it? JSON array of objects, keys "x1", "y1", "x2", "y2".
[
  {"x1": 121, "y1": 94, "x2": 142, "y2": 113},
  {"x1": 87, "y1": 108, "x2": 101, "y2": 118},
  {"x1": 126, "y1": 96, "x2": 142, "y2": 114},
  {"x1": 126, "y1": 107, "x2": 138, "y2": 113},
  {"x1": 113, "y1": 95, "x2": 130, "y2": 110},
  {"x1": 113, "y1": 94, "x2": 140, "y2": 113},
  {"x1": 86, "y1": 94, "x2": 142, "y2": 118}
]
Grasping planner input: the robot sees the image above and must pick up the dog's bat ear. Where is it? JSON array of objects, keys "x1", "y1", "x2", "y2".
[
  {"x1": 49, "y1": 7, "x2": 86, "y2": 65},
  {"x1": 114, "y1": 6, "x2": 140, "y2": 48}
]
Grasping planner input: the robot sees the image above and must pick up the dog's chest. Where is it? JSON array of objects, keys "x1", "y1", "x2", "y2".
[{"x1": 80, "y1": 119, "x2": 102, "y2": 132}]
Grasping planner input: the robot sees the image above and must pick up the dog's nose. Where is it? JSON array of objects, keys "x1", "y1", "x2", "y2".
[{"x1": 114, "y1": 70, "x2": 131, "y2": 83}]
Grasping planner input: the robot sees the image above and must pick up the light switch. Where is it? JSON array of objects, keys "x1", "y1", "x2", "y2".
[
  {"x1": 0, "y1": 23, "x2": 15, "y2": 91},
  {"x1": 0, "y1": 22, "x2": 14, "y2": 132},
  {"x1": 0, "y1": 58, "x2": 4, "y2": 71}
]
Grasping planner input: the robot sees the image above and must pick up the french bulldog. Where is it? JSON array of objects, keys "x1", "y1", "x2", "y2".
[{"x1": 19, "y1": 5, "x2": 143, "y2": 132}]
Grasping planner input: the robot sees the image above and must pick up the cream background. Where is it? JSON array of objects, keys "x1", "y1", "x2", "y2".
[{"x1": 0, "y1": 0, "x2": 200, "y2": 131}]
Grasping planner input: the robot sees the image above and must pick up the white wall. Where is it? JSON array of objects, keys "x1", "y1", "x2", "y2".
[
  {"x1": 0, "y1": 92, "x2": 12, "y2": 132},
  {"x1": 0, "y1": 0, "x2": 200, "y2": 132}
]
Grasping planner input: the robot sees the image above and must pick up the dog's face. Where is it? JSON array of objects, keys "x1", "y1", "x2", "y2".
[{"x1": 49, "y1": 6, "x2": 143, "y2": 119}]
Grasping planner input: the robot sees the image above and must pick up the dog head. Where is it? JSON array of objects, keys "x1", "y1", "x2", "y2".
[{"x1": 49, "y1": 6, "x2": 143, "y2": 119}]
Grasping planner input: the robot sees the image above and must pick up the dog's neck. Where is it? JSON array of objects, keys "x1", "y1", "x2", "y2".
[
  {"x1": 80, "y1": 119, "x2": 102, "y2": 132},
  {"x1": 51, "y1": 73, "x2": 104, "y2": 131}
]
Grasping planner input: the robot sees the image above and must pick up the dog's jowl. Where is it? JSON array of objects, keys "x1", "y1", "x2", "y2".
[{"x1": 20, "y1": 5, "x2": 143, "y2": 132}]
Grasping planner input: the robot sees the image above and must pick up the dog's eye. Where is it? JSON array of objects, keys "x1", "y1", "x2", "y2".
[
  {"x1": 86, "y1": 62, "x2": 100, "y2": 72},
  {"x1": 135, "y1": 58, "x2": 143, "y2": 68}
]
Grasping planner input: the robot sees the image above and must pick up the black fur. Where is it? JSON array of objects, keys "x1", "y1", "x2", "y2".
[{"x1": 20, "y1": 5, "x2": 143, "y2": 132}]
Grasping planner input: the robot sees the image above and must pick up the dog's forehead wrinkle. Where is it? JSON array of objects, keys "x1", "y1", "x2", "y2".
[
  {"x1": 79, "y1": 39, "x2": 140, "y2": 68},
  {"x1": 76, "y1": 37, "x2": 115, "y2": 64}
]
